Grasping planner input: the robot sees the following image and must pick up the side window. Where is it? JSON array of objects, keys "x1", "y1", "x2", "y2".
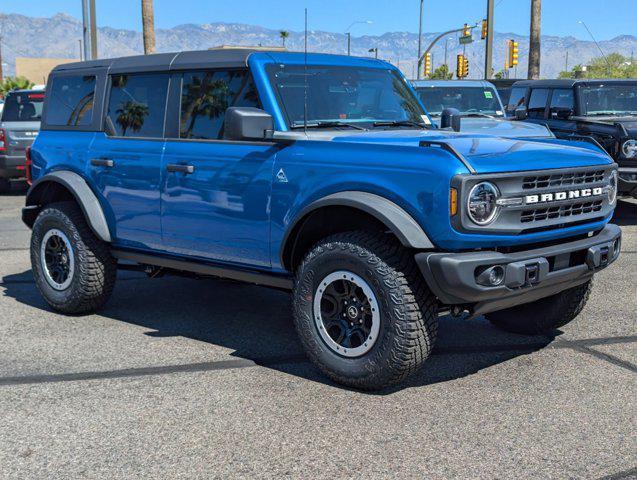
[
  {"x1": 506, "y1": 87, "x2": 527, "y2": 113},
  {"x1": 46, "y1": 75, "x2": 96, "y2": 126},
  {"x1": 106, "y1": 73, "x2": 169, "y2": 137},
  {"x1": 527, "y1": 88, "x2": 549, "y2": 118},
  {"x1": 179, "y1": 70, "x2": 259, "y2": 140},
  {"x1": 550, "y1": 89, "x2": 575, "y2": 110}
]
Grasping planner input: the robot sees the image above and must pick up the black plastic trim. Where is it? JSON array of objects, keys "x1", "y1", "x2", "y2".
[
  {"x1": 419, "y1": 140, "x2": 476, "y2": 174},
  {"x1": 112, "y1": 249, "x2": 293, "y2": 290}
]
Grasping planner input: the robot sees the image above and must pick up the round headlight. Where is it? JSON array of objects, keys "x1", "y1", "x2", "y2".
[
  {"x1": 467, "y1": 182, "x2": 500, "y2": 225},
  {"x1": 622, "y1": 139, "x2": 637, "y2": 158},
  {"x1": 608, "y1": 170, "x2": 618, "y2": 204}
]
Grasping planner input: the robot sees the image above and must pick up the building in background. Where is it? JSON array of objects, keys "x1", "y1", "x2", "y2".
[{"x1": 15, "y1": 58, "x2": 78, "y2": 85}]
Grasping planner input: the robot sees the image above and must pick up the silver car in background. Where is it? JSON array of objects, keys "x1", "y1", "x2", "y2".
[{"x1": 0, "y1": 88, "x2": 44, "y2": 192}]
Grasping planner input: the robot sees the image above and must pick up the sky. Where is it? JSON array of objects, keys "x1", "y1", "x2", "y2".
[{"x1": 1, "y1": 0, "x2": 635, "y2": 41}]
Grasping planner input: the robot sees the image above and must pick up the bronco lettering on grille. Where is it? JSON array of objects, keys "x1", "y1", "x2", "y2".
[{"x1": 524, "y1": 187, "x2": 604, "y2": 205}]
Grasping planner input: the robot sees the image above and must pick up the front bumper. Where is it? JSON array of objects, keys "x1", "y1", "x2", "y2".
[
  {"x1": 0, "y1": 154, "x2": 27, "y2": 180},
  {"x1": 416, "y1": 223, "x2": 621, "y2": 316}
]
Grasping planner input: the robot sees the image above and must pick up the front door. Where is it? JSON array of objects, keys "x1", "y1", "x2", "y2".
[
  {"x1": 160, "y1": 69, "x2": 276, "y2": 267},
  {"x1": 87, "y1": 72, "x2": 169, "y2": 250}
]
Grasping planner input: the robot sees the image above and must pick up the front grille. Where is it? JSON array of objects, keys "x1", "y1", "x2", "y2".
[
  {"x1": 522, "y1": 169, "x2": 605, "y2": 190},
  {"x1": 520, "y1": 200, "x2": 603, "y2": 223}
]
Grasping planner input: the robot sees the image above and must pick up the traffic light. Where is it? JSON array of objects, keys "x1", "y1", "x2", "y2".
[
  {"x1": 424, "y1": 53, "x2": 432, "y2": 77},
  {"x1": 464, "y1": 57, "x2": 469, "y2": 77},
  {"x1": 508, "y1": 39, "x2": 519, "y2": 67},
  {"x1": 462, "y1": 23, "x2": 471, "y2": 38},
  {"x1": 457, "y1": 54, "x2": 466, "y2": 78},
  {"x1": 481, "y1": 19, "x2": 488, "y2": 40}
]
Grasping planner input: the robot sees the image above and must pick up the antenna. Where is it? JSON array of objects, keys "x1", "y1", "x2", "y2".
[{"x1": 303, "y1": 8, "x2": 308, "y2": 134}]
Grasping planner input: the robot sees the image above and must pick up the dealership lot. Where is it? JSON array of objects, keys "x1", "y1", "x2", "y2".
[{"x1": 0, "y1": 187, "x2": 635, "y2": 479}]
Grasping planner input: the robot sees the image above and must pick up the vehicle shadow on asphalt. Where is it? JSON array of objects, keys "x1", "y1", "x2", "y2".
[{"x1": 1, "y1": 269, "x2": 561, "y2": 393}]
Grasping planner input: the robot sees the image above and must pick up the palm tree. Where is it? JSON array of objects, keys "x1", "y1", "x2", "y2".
[
  {"x1": 180, "y1": 73, "x2": 231, "y2": 138},
  {"x1": 141, "y1": 0, "x2": 156, "y2": 54},
  {"x1": 0, "y1": 76, "x2": 34, "y2": 99},
  {"x1": 279, "y1": 30, "x2": 290, "y2": 48},
  {"x1": 116, "y1": 101, "x2": 149, "y2": 136},
  {"x1": 528, "y1": 0, "x2": 541, "y2": 79}
]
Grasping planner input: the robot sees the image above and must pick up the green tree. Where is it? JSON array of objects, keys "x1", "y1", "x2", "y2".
[
  {"x1": 279, "y1": 30, "x2": 290, "y2": 47},
  {"x1": 0, "y1": 76, "x2": 35, "y2": 98},
  {"x1": 558, "y1": 53, "x2": 637, "y2": 79},
  {"x1": 116, "y1": 101, "x2": 149, "y2": 136},
  {"x1": 429, "y1": 64, "x2": 453, "y2": 80}
]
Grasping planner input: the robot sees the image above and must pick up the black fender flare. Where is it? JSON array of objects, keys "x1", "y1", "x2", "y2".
[
  {"x1": 24, "y1": 171, "x2": 112, "y2": 242},
  {"x1": 281, "y1": 191, "x2": 434, "y2": 265}
]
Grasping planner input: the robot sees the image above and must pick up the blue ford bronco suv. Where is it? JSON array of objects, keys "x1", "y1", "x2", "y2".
[{"x1": 24, "y1": 49, "x2": 621, "y2": 390}]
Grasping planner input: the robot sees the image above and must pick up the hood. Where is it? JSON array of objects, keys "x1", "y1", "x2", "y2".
[
  {"x1": 324, "y1": 129, "x2": 612, "y2": 174},
  {"x1": 573, "y1": 116, "x2": 637, "y2": 135},
  {"x1": 431, "y1": 117, "x2": 552, "y2": 138}
]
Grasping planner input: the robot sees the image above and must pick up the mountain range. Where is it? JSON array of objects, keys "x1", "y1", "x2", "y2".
[{"x1": 2, "y1": 12, "x2": 637, "y2": 79}]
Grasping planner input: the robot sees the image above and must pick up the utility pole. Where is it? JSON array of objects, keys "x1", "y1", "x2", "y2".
[
  {"x1": 565, "y1": 50, "x2": 569, "y2": 72},
  {"x1": 417, "y1": 0, "x2": 424, "y2": 79},
  {"x1": 141, "y1": 0, "x2": 157, "y2": 55},
  {"x1": 81, "y1": 0, "x2": 92, "y2": 61},
  {"x1": 347, "y1": 33, "x2": 351, "y2": 56},
  {"x1": 89, "y1": 0, "x2": 97, "y2": 59},
  {"x1": 78, "y1": 39, "x2": 83, "y2": 61},
  {"x1": 528, "y1": 0, "x2": 541, "y2": 79},
  {"x1": 0, "y1": 35, "x2": 3, "y2": 84},
  {"x1": 484, "y1": 0, "x2": 494, "y2": 79}
]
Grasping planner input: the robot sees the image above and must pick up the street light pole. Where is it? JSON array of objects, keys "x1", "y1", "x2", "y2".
[
  {"x1": 417, "y1": 0, "x2": 424, "y2": 79},
  {"x1": 345, "y1": 20, "x2": 372, "y2": 56},
  {"x1": 484, "y1": 0, "x2": 495, "y2": 79}
]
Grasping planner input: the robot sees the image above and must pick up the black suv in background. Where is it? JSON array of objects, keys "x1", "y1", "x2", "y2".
[
  {"x1": 506, "y1": 79, "x2": 637, "y2": 198},
  {"x1": 0, "y1": 89, "x2": 44, "y2": 192}
]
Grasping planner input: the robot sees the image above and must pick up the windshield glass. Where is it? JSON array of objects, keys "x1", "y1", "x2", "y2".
[
  {"x1": 578, "y1": 83, "x2": 637, "y2": 116},
  {"x1": 415, "y1": 86, "x2": 504, "y2": 117},
  {"x1": 266, "y1": 65, "x2": 428, "y2": 129},
  {"x1": 1, "y1": 91, "x2": 44, "y2": 122}
]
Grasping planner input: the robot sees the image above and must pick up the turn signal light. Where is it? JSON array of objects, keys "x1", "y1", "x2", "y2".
[
  {"x1": 450, "y1": 188, "x2": 458, "y2": 216},
  {"x1": 0, "y1": 128, "x2": 6, "y2": 152}
]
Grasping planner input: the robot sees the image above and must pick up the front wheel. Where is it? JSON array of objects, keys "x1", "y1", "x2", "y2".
[
  {"x1": 486, "y1": 280, "x2": 593, "y2": 335},
  {"x1": 292, "y1": 231, "x2": 438, "y2": 390},
  {"x1": 31, "y1": 201, "x2": 117, "y2": 314}
]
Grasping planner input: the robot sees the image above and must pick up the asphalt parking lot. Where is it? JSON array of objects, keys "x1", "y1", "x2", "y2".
[{"x1": 0, "y1": 184, "x2": 635, "y2": 479}]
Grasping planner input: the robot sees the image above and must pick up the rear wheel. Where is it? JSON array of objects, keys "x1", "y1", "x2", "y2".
[
  {"x1": 292, "y1": 231, "x2": 438, "y2": 390},
  {"x1": 31, "y1": 201, "x2": 117, "y2": 314},
  {"x1": 486, "y1": 280, "x2": 592, "y2": 335}
]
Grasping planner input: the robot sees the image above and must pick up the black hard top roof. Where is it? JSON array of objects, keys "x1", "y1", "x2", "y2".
[
  {"x1": 512, "y1": 78, "x2": 637, "y2": 88},
  {"x1": 51, "y1": 48, "x2": 260, "y2": 74}
]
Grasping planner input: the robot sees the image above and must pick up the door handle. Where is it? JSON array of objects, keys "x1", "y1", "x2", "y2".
[
  {"x1": 167, "y1": 164, "x2": 195, "y2": 174},
  {"x1": 91, "y1": 158, "x2": 114, "y2": 168}
]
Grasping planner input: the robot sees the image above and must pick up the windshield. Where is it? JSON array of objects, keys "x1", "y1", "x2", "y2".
[
  {"x1": 578, "y1": 83, "x2": 637, "y2": 116},
  {"x1": 1, "y1": 91, "x2": 44, "y2": 122},
  {"x1": 266, "y1": 65, "x2": 428, "y2": 129},
  {"x1": 415, "y1": 86, "x2": 504, "y2": 117}
]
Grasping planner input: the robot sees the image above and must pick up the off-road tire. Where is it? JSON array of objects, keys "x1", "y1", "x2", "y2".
[
  {"x1": 31, "y1": 201, "x2": 117, "y2": 314},
  {"x1": 293, "y1": 230, "x2": 438, "y2": 390},
  {"x1": 486, "y1": 280, "x2": 593, "y2": 335}
]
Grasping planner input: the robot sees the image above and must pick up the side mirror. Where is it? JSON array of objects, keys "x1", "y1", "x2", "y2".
[
  {"x1": 224, "y1": 107, "x2": 274, "y2": 141},
  {"x1": 440, "y1": 108, "x2": 461, "y2": 132},
  {"x1": 552, "y1": 107, "x2": 573, "y2": 120},
  {"x1": 514, "y1": 106, "x2": 528, "y2": 120}
]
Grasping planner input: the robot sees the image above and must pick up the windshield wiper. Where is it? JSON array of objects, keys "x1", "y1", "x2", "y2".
[
  {"x1": 372, "y1": 120, "x2": 428, "y2": 129},
  {"x1": 290, "y1": 121, "x2": 367, "y2": 131}
]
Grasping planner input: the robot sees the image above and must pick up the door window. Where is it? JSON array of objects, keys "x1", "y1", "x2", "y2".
[
  {"x1": 179, "y1": 70, "x2": 260, "y2": 140},
  {"x1": 46, "y1": 75, "x2": 95, "y2": 126},
  {"x1": 527, "y1": 88, "x2": 549, "y2": 118},
  {"x1": 550, "y1": 89, "x2": 575, "y2": 110},
  {"x1": 106, "y1": 73, "x2": 169, "y2": 137},
  {"x1": 506, "y1": 87, "x2": 527, "y2": 113}
]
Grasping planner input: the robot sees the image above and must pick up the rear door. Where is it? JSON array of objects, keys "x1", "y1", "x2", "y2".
[
  {"x1": 87, "y1": 73, "x2": 169, "y2": 250},
  {"x1": 160, "y1": 69, "x2": 276, "y2": 267}
]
